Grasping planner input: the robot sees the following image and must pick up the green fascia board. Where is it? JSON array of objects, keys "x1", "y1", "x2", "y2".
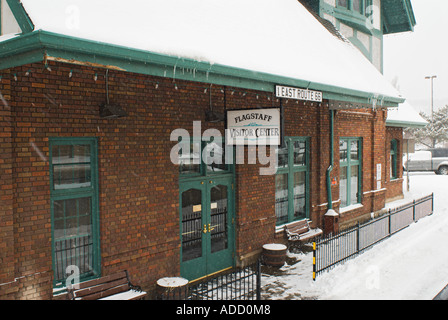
[
  {"x1": 402, "y1": 0, "x2": 416, "y2": 27},
  {"x1": 382, "y1": 0, "x2": 416, "y2": 34},
  {"x1": 0, "y1": 30, "x2": 403, "y2": 106},
  {"x1": 5, "y1": 0, "x2": 34, "y2": 34},
  {"x1": 386, "y1": 120, "x2": 427, "y2": 128}
]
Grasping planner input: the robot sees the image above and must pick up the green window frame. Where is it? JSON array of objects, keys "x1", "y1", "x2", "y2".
[
  {"x1": 339, "y1": 137, "x2": 362, "y2": 208},
  {"x1": 390, "y1": 139, "x2": 398, "y2": 180},
  {"x1": 49, "y1": 137, "x2": 101, "y2": 288},
  {"x1": 178, "y1": 136, "x2": 234, "y2": 179},
  {"x1": 275, "y1": 137, "x2": 310, "y2": 226},
  {"x1": 337, "y1": 0, "x2": 368, "y2": 15}
]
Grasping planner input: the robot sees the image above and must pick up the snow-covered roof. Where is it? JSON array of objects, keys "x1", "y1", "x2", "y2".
[
  {"x1": 387, "y1": 101, "x2": 428, "y2": 128},
  {"x1": 5, "y1": 0, "x2": 403, "y2": 104}
]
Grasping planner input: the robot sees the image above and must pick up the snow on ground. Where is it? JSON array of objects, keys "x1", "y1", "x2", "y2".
[{"x1": 261, "y1": 172, "x2": 448, "y2": 300}]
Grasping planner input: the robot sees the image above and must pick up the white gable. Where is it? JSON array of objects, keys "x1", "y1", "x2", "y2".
[{"x1": 1, "y1": 0, "x2": 21, "y2": 35}]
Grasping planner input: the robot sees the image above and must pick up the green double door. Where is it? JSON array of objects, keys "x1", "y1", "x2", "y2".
[{"x1": 180, "y1": 177, "x2": 235, "y2": 281}]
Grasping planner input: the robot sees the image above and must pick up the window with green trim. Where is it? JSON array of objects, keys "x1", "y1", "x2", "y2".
[
  {"x1": 275, "y1": 137, "x2": 310, "y2": 226},
  {"x1": 50, "y1": 137, "x2": 100, "y2": 288},
  {"x1": 177, "y1": 136, "x2": 233, "y2": 178},
  {"x1": 339, "y1": 138, "x2": 362, "y2": 208},
  {"x1": 337, "y1": 0, "x2": 369, "y2": 16},
  {"x1": 390, "y1": 139, "x2": 398, "y2": 179}
]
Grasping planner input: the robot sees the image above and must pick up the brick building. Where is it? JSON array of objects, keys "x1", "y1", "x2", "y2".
[{"x1": 0, "y1": 0, "x2": 417, "y2": 299}]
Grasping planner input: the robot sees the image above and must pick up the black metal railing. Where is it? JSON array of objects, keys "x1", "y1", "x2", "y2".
[
  {"x1": 158, "y1": 261, "x2": 261, "y2": 300},
  {"x1": 313, "y1": 193, "x2": 434, "y2": 279},
  {"x1": 54, "y1": 234, "x2": 94, "y2": 285}
]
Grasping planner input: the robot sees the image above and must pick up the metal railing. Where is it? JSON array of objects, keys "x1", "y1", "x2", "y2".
[
  {"x1": 53, "y1": 234, "x2": 94, "y2": 285},
  {"x1": 158, "y1": 260, "x2": 261, "y2": 300},
  {"x1": 313, "y1": 193, "x2": 434, "y2": 279}
]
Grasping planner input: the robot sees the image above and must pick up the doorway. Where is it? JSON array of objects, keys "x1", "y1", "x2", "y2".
[{"x1": 180, "y1": 176, "x2": 235, "y2": 280}]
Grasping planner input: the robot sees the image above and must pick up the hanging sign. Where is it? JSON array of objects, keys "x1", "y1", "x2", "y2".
[
  {"x1": 275, "y1": 85, "x2": 323, "y2": 102},
  {"x1": 226, "y1": 108, "x2": 281, "y2": 145}
]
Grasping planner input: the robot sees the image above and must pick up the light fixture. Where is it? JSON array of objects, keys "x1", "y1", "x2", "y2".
[
  {"x1": 100, "y1": 103, "x2": 127, "y2": 119},
  {"x1": 99, "y1": 69, "x2": 127, "y2": 119}
]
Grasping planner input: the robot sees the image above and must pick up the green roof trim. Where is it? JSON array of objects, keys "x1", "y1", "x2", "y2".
[
  {"x1": 386, "y1": 119, "x2": 427, "y2": 128},
  {"x1": 0, "y1": 30, "x2": 404, "y2": 107},
  {"x1": 382, "y1": 0, "x2": 416, "y2": 35},
  {"x1": 5, "y1": 0, "x2": 34, "y2": 34}
]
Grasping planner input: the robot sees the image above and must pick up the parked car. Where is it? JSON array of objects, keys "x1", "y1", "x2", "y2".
[{"x1": 403, "y1": 148, "x2": 448, "y2": 175}]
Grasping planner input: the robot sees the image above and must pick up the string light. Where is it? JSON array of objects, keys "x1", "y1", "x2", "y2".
[{"x1": 0, "y1": 62, "x2": 290, "y2": 106}]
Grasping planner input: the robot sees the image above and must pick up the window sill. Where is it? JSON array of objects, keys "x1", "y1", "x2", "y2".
[
  {"x1": 339, "y1": 203, "x2": 363, "y2": 214},
  {"x1": 334, "y1": 7, "x2": 374, "y2": 35}
]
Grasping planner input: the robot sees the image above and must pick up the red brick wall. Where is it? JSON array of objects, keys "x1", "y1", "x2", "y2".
[
  {"x1": 0, "y1": 69, "x2": 16, "y2": 299},
  {"x1": 332, "y1": 109, "x2": 388, "y2": 227},
  {"x1": 0, "y1": 61, "x2": 279, "y2": 298},
  {"x1": 0, "y1": 60, "x2": 395, "y2": 299}
]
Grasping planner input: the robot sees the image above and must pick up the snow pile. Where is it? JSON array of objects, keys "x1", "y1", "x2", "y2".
[
  {"x1": 262, "y1": 173, "x2": 448, "y2": 300},
  {"x1": 18, "y1": 0, "x2": 401, "y2": 100}
]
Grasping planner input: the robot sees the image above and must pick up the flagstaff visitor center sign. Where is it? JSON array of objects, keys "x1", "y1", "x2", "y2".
[
  {"x1": 275, "y1": 85, "x2": 323, "y2": 102},
  {"x1": 226, "y1": 108, "x2": 281, "y2": 145}
]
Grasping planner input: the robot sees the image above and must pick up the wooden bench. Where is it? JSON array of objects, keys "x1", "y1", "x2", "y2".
[
  {"x1": 67, "y1": 270, "x2": 147, "y2": 300},
  {"x1": 285, "y1": 220, "x2": 322, "y2": 243}
]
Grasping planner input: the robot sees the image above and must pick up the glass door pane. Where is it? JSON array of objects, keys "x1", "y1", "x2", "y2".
[
  {"x1": 181, "y1": 188, "x2": 203, "y2": 262},
  {"x1": 210, "y1": 184, "x2": 228, "y2": 254}
]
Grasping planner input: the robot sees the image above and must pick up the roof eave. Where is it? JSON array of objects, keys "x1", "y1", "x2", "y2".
[
  {"x1": 386, "y1": 120, "x2": 428, "y2": 128},
  {"x1": 0, "y1": 30, "x2": 404, "y2": 107}
]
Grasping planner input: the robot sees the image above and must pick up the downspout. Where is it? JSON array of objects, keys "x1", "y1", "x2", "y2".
[{"x1": 326, "y1": 109, "x2": 334, "y2": 210}]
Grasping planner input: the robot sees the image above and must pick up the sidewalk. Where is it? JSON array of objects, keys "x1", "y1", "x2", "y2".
[
  {"x1": 434, "y1": 284, "x2": 448, "y2": 300},
  {"x1": 260, "y1": 173, "x2": 448, "y2": 300}
]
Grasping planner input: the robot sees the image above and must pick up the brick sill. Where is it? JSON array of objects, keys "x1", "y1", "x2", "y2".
[{"x1": 339, "y1": 203, "x2": 363, "y2": 214}]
